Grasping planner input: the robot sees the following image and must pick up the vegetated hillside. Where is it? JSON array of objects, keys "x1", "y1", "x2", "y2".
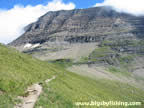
[
  {"x1": 0, "y1": 43, "x2": 60, "y2": 107},
  {"x1": 35, "y1": 71, "x2": 144, "y2": 108},
  {"x1": 1, "y1": 44, "x2": 144, "y2": 108}
]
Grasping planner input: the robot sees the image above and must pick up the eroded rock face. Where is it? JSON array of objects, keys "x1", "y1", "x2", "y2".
[
  {"x1": 10, "y1": 6, "x2": 144, "y2": 47},
  {"x1": 9, "y1": 6, "x2": 144, "y2": 75},
  {"x1": 9, "y1": 6, "x2": 144, "y2": 63}
]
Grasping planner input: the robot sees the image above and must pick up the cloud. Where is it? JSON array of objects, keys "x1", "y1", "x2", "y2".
[
  {"x1": 0, "y1": 0, "x2": 75, "y2": 44},
  {"x1": 95, "y1": 0, "x2": 144, "y2": 16}
]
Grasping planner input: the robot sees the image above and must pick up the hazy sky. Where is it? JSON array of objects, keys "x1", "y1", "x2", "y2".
[{"x1": 0, "y1": 0, "x2": 144, "y2": 44}]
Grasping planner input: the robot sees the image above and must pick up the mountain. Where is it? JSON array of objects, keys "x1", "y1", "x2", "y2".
[
  {"x1": 10, "y1": 6, "x2": 144, "y2": 73},
  {"x1": 10, "y1": 6, "x2": 144, "y2": 46},
  {"x1": 10, "y1": 6, "x2": 144, "y2": 57},
  {"x1": 2, "y1": 6, "x2": 144, "y2": 107}
]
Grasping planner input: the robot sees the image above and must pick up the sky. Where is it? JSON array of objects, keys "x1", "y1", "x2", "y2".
[
  {"x1": 0, "y1": 0, "x2": 103, "y2": 9},
  {"x1": 0, "y1": 0, "x2": 144, "y2": 44}
]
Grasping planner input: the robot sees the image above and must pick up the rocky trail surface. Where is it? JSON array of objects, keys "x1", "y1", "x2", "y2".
[{"x1": 15, "y1": 76, "x2": 56, "y2": 108}]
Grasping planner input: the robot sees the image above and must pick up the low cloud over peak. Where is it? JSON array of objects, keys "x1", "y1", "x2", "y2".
[
  {"x1": 0, "y1": 0, "x2": 75, "y2": 44},
  {"x1": 95, "y1": 0, "x2": 144, "y2": 16}
]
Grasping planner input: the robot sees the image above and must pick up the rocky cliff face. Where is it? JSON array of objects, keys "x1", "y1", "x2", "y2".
[
  {"x1": 10, "y1": 6, "x2": 144, "y2": 46},
  {"x1": 9, "y1": 6, "x2": 144, "y2": 74},
  {"x1": 9, "y1": 6, "x2": 144, "y2": 61}
]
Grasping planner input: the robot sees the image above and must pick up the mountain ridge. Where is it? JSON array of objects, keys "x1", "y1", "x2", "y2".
[
  {"x1": 9, "y1": 6, "x2": 144, "y2": 70},
  {"x1": 10, "y1": 6, "x2": 140, "y2": 46},
  {"x1": 2, "y1": 6, "x2": 144, "y2": 107}
]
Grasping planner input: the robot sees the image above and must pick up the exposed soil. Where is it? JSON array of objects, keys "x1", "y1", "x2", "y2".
[{"x1": 14, "y1": 76, "x2": 56, "y2": 108}]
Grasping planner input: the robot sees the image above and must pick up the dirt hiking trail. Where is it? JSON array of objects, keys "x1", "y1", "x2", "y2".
[{"x1": 15, "y1": 76, "x2": 56, "y2": 108}]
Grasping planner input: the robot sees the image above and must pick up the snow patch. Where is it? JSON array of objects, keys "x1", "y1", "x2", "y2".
[
  {"x1": 24, "y1": 43, "x2": 32, "y2": 48},
  {"x1": 31, "y1": 43, "x2": 40, "y2": 48},
  {"x1": 24, "y1": 43, "x2": 40, "y2": 49}
]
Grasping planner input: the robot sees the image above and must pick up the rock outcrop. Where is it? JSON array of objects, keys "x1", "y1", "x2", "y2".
[
  {"x1": 9, "y1": 6, "x2": 144, "y2": 63},
  {"x1": 10, "y1": 6, "x2": 144, "y2": 46}
]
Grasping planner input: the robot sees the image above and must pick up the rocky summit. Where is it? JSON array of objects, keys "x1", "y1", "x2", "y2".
[
  {"x1": 9, "y1": 6, "x2": 144, "y2": 67},
  {"x1": 10, "y1": 6, "x2": 144, "y2": 45}
]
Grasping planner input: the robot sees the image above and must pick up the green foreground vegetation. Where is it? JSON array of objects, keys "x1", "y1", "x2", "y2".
[
  {"x1": 35, "y1": 71, "x2": 144, "y2": 108},
  {"x1": 0, "y1": 44, "x2": 144, "y2": 108},
  {"x1": 0, "y1": 44, "x2": 60, "y2": 107}
]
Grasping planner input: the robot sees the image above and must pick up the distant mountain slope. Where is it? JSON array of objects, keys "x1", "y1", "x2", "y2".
[
  {"x1": 10, "y1": 6, "x2": 144, "y2": 46},
  {"x1": 9, "y1": 6, "x2": 144, "y2": 59},
  {"x1": 9, "y1": 6, "x2": 144, "y2": 75}
]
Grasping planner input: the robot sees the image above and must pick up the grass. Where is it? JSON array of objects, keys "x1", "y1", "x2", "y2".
[
  {"x1": 35, "y1": 71, "x2": 144, "y2": 108},
  {"x1": 78, "y1": 46, "x2": 135, "y2": 76},
  {"x1": 0, "y1": 44, "x2": 144, "y2": 108},
  {"x1": 105, "y1": 54, "x2": 135, "y2": 76},
  {"x1": 101, "y1": 39, "x2": 144, "y2": 47},
  {"x1": 78, "y1": 47, "x2": 116, "y2": 64},
  {"x1": 101, "y1": 39, "x2": 144, "y2": 54},
  {"x1": 0, "y1": 44, "x2": 62, "y2": 107},
  {"x1": 89, "y1": 47, "x2": 115, "y2": 59},
  {"x1": 107, "y1": 66, "x2": 131, "y2": 77},
  {"x1": 49, "y1": 59, "x2": 73, "y2": 68}
]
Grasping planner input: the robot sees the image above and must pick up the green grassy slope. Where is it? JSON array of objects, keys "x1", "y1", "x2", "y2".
[
  {"x1": 36, "y1": 71, "x2": 144, "y2": 108},
  {"x1": 35, "y1": 61, "x2": 144, "y2": 108},
  {"x1": 0, "y1": 44, "x2": 61, "y2": 107},
  {"x1": 0, "y1": 44, "x2": 144, "y2": 108}
]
